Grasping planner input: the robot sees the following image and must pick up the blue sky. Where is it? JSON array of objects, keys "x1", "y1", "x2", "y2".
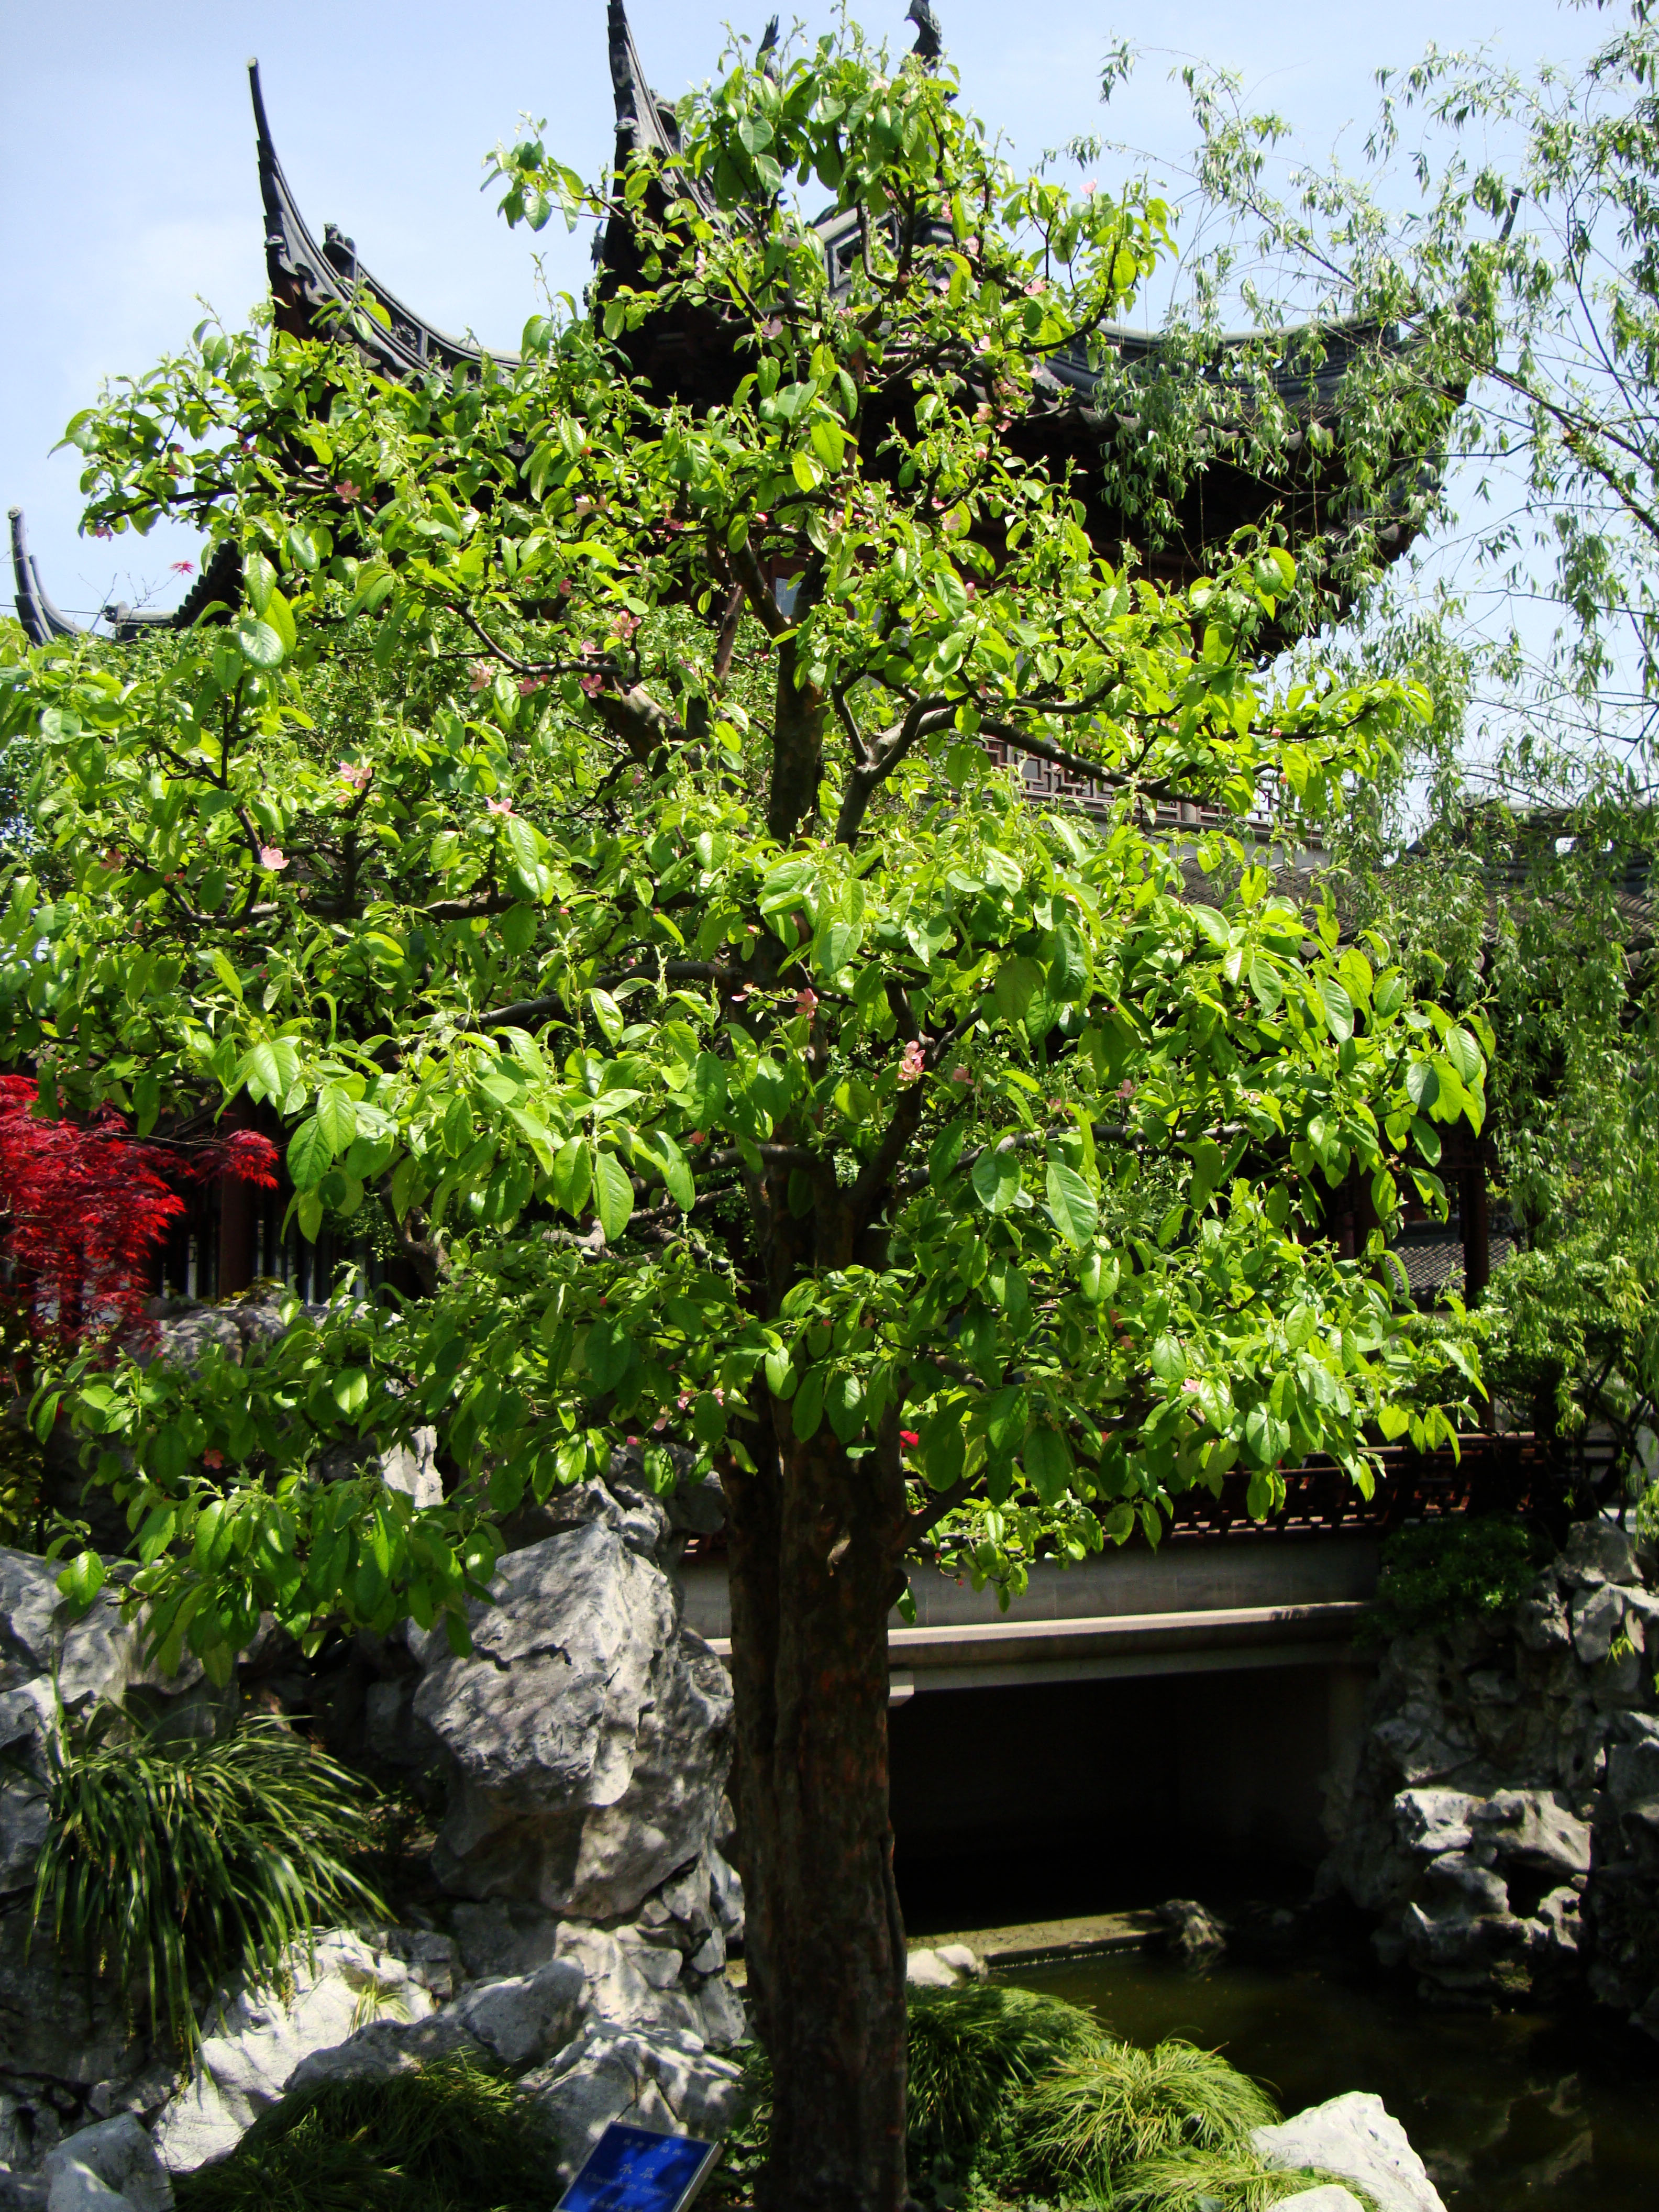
[{"x1": 2, "y1": 0, "x2": 1603, "y2": 626}]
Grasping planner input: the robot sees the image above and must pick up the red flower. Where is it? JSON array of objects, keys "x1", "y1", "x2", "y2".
[{"x1": 900, "y1": 1430, "x2": 921, "y2": 1447}]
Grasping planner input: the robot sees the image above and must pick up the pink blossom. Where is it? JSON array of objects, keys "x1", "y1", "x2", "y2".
[
  {"x1": 91, "y1": 525, "x2": 113, "y2": 540},
  {"x1": 1023, "y1": 277, "x2": 1047, "y2": 296},
  {"x1": 486, "y1": 796, "x2": 514, "y2": 816},
  {"x1": 202, "y1": 1448, "x2": 224, "y2": 1469},
  {"x1": 652, "y1": 1415, "x2": 669, "y2": 1431},
  {"x1": 950, "y1": 1066, "x2": 971, "y2": 1083},
  {"x1": 517, "y1": 675, "x2": 544, "y2": 696},
  {"x1": 335, "y1": 480, "x2": 362, "y2": 502},
  {"x1": 337, "y1": 761, "x2": 371, "y2": 790},
  {"x1": 1117, "y1": 1078, "x2": 1136, "y2": 1100},
  {"x1": 171, "y1": 560, "x2": 195, "y2": 574},
  {"x1": 468, "y1": 662, "x2": 492, "y2": 692},
  {"x1": 795, "y1": 988, "x2": 818, "y2": 1017},
  {"x1": 580, "y1": 672, "x2": 604, "y2": 698},
  {"x1": 897, "y1": 1041, "x2": 925, "y2": 1084},
  {"x1": 258, "y1": 846, "x2": 288, "y2": 871},
  {"x1": 611, "y1": 610, "x2": 640, "y2": 640}
]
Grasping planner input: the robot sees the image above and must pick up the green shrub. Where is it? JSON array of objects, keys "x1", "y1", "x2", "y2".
[
  {"x1": 1363, "y1": 1514, "x2": 1545, "y2": 1641},
  {"x1": 1019, "y1": 2037, "x2": 1279, "y2": 2195},
  {"x1": 175, "y1": 2056, "x2": 558, "y2": 2212},
  {"x1": 31, "y1": 1706, "x2": 385, "y2": 2051},
  {"x1": 906, "y1": 1983, "x2": 1102, "y2": 2162}
]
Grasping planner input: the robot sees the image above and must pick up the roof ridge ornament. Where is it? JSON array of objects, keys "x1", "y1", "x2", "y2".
[{"x1": 906, "y1": 0, "x2": 944, "y2": 65}]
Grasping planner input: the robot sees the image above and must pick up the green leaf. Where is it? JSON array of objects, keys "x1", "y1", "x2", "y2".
[
  {"x1": 824, "y1": 1368, "x2": 865, "y2": 1443},
  {"x1": 1319, "y1": 977, "x2": 1354, "y2": 1042},
  {"x1": 793, "y1": 1365, "x2": 827, "y2": 1441},
  {"x1": 928, "y1": 1120, "x2": 968, "y2": 1186},
  {"x1": 690, "y1": 1054, "x2": 728, "y2": 1126},
  {"x1": 333, "y1": 1369, "x2": 371, "y2": 1418},
  {"x1": 1045, "y1": 1159, "x2": 1099, "y2": 1248},
  {"x1": 552, "y1": 1136, "x2": 592, "y2": 1216},
  {"x1": 971, "y1": 1144, "x2": 1022, "y2": 1214},
  {"x1": 592, "y1": 1149, "x2": 634, "y2": 1241},
  {"x1": 1406, "y1": 1060, "x2": 1440, "y2": 1111},
  {"x1": 764, "y1": 1346, "x2": 797, "y2": 1398},
  {"x1": 650, "y1": 1131, "x2": 695, "y2": 1210},
  {"x1": 315, "y1": 1085, "x2": 356, "y2": 1154},
  {"x1": 992, "y1": 956, "x2": 1042, "y2": 1023},
  {"x1": 585, "y1": 1318, "x2": 634, "y2": 1393},
  {"x1": 1445, "y1": 1025, "x2": 1483, "y2": 1083},
  {"x1": 287, "y1": 1116, "x2": 333, "y2": 1190},
  {"x1": 589, "y1": 989, "x2": 624, "y2": 1045},
  {"x1": 234, "y1": 615, "x2": 284, "y2": 668},
  {"x1": 1024, "y1": 1426, "x2": 1072, "y2": 1507}
]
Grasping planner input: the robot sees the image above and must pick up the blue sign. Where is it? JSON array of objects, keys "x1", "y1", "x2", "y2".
[{"x1": 557, "y1": 2122, "x2": 723, "y2": 2212}]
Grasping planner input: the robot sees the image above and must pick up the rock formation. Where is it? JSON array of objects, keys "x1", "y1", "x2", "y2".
[
  {"x1": 1320, "y1": 1516, "x2": 1659, "y2": 2029},
  {"x1": 0, "y1": 1441, "x2": 749, "y2": 2204}
]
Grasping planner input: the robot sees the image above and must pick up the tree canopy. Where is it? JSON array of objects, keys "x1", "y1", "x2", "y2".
[{"x1": 0, "y1": 23, "x2": 1482, "y2": 2208}]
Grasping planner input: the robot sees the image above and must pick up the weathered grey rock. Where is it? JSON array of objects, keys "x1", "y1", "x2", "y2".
[
  {"x1": 41, "y1": 2167, "x2": 130, "y2": 2212},
  {"x1": 517, "y1": 2022, "x2": 747, "y2": 2183},
  {"x1": 411, "y1": 1517, "x2": 733, "y2": 1920},
  {"x1": 1157, "y1": 1898, "x2": 1227, "y2": 1958},
  {"x1": 1394, "y1": 1790, "x2": 1477, "y2": 1859},
  {"x1": 1570, "y1": 1584, "x2": 1627, "y2": 1666},
  {"x1": 1557, "y1": 1518, "x2": 1641, "y2": 1592},
  {"x1": 41, "y1": 2120, "x2": 170, "y2": 2212},
  {"x1": 455, "y1": 1960, "x2": 587, "y2": 2069},
  {"x1": 450, "y1": 1900, "x2": 562, "y2": 1983},
  {"x1": 151, "y1": 1934, "x2": 434, "y2": 2173},
  {"x1": 1470, "y1": 1791, "x2": 1590, "y2": 1879},
  {"x1": 0, "y1": 1904, "x2": 148, "y2": 2090},
  {"x1": 1272, "y1": 2191, "x2": 1367, "y2": 2212},
  {"x1": 283, "y1": 2012, "x2": 485, "y2": 2094},
  {"x1": 904, "y1": 1946, "x2": 985, "y2": 1989},
  {"x1": 1253, "y1": 2092, "x2": 1447, "y2": 2212}
]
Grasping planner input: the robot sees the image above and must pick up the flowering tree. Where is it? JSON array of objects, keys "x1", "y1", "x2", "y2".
[{"x1": 0, "y1": 28, "x2": 1478, "y2": 2209}]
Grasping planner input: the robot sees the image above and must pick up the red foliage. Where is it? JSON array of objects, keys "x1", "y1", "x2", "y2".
[{"x1": 0, "y1": 1078, "x2": 278, "y2": 1347}]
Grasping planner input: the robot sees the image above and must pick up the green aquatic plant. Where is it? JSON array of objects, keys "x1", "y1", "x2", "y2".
[
  {"x1": 174, "y1": 2056, "x2": 558, "y2": 2212},
  {"x1": 906, "y1": 1982, "x2": 1104, "y2": 2161},
  {"x1": 1020, "y1": 2037, "x2": 1280, "y2": 2193},
  {"x1": 31, "y1": 1706, "x2": 384, "y2": 2051}
]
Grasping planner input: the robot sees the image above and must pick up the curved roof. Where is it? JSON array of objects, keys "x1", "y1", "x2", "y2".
[
  {"x1": 9, "y1": 507, "x2": 240, "y2": 648},
  {"x1": 250, "y1": 60, "x2": 504, "y2": 381},
  {"x1": 12, "y1": 4, "x2": 1428, "y2": 646}
]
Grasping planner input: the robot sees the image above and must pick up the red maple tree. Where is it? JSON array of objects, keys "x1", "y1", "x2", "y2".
[{"x1": 0, "y1": 1077, "x2": 278, "y2": 1347}]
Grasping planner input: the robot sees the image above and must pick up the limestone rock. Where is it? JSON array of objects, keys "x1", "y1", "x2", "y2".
[
  {"x1": 1470, "y1": 1791, "x2": 1590, "y2": 1879},
  {"x1": 1557, "y1": 1519, "x2": 1641, "y2": 1592},
  {"x1": 1157, "y1": 1898, "x2": 1227, "y2": 1958},
  {"x1": 517, "y1": 2022, "x2": 747, "y2": 2183},
  {"x1": 151, "y1": 1934, "x2": 435, "y2": 2173},
  {"x1": 1253, "y1": 2092, "x2": 1447, "y2": 2212},
  {"x1": 905, "y1": 1945, "x2": 985, "y2": 1989},
  {"x1": 1272, "y1": 2192, "x2": 1368, "y2": 2212},
  {"x1": 1569, "y1": 1584, "x2": 1626, "y2": 1666},
  {"x1": 411, "y1": 1516, "x2": 733, "y2": 1919},
  {"x1": 41, "y1": 2120, "x2": 170, "y2": 2212}
]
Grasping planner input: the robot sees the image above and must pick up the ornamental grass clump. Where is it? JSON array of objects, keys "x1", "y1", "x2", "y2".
[
  {"x1": 1019, "y1": 2037, "x2": 1280, "y2": 2196},
  {"x1": 31, "y1": 1706, "x2": 385, "y2": 2051},
  {"x1": 174, "y1": 2056, "x2": 558, "y2": 2212},
  {"x1": 1108, "y1": 2145, "x2": 1372, "y2": 2212},
  {"x1": 906, "y1": 1983, "x2": 1103, "y2": 2163}
]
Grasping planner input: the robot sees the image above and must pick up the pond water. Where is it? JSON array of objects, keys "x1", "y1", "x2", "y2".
[{"x1": 1008, "y1": 1948, "x2": 1659, "y2": 2212}]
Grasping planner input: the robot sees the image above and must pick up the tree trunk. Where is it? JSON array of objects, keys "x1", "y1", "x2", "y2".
[{"x1": 723, "y1": 1413, "x2": 912, "y2": 2212}]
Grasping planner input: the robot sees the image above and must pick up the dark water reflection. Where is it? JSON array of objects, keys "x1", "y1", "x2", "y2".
[{"x1": 1009, "y1": 1950, "x2": 1659, "y2": 2212}]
